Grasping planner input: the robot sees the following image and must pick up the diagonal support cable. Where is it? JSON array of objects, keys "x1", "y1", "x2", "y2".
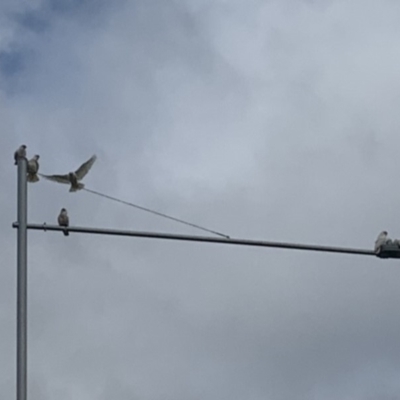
[{"x1": 83, "y1": 187, "x2": 230, "y2": 239}]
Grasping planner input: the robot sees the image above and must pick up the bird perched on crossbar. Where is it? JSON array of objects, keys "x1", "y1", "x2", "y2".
[
  {"x1": 40, "y1": 155, "x2": 97, "y2": 192},
  {"x1": 374, "y1": 231, "x2": 388, "y2": 253},
  {"x1": 14, "y1": 145, "x2": 27, "y2": 165},
  {"x1": 27, "y1": 155, "x2": 40, "y2": 182},
  {"x1": 57, "y1": 208, "x2": 69, "y2": 236}
]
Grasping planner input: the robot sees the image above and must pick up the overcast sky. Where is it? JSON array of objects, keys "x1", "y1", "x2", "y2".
[{"x1": 2, "y1": 0, "x2": 400, "y2": 399}]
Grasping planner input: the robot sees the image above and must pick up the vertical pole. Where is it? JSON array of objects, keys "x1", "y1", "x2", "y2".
[{"x1": 17, "y1": 158, "x2": 27, "y2": 400}]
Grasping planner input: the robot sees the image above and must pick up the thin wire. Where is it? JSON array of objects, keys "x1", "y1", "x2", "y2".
[{"x1": 83, "y1": 187, "x2": 230, "y2": 239}]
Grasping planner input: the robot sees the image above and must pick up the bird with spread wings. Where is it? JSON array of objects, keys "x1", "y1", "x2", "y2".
[{"x1": 40, "y1": 155, "x2": 97, "y2": 192}]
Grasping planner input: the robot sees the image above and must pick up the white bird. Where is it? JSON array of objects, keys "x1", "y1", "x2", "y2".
[
  {"x1": 374, "y1": 231, "x2": 388, "y2": 253},
  {"x1": 27, "y1": 155, "x2": 40, "y2": 183},
  {"x1": 14, "y1": 145, "x2": 27, "y2": 165},
  {"x1": 57, "y1": 208, "x2": 69, "y2": 236},
  {"x1": 40, "y1": 155, "x2": 97, "y2": 192}
]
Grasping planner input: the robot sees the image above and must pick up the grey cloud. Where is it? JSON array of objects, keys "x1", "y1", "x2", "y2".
[{"x1": 2, "y1": 0, "x2": 400, "y2": 399}]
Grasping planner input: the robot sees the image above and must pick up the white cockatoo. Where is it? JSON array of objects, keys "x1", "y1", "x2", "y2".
[
  {"x1": 374, "y1": 231, "x2": 388, "y2": 253},
  {"x1": 27, "y1": 155, "x2": 40, "y2": 182},
  {"x1": 57, "y1": 208, "x2": 69, "y2": 236},
  {"x1": 40, "y1": 155, "x2": 97, "y2": 192}
]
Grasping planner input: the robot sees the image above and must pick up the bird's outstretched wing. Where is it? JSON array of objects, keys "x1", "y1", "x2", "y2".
[
  {"x1": 75, "y1": 155, "x2": 97, "y2": 180},
  {"x1": 39, "y1": 173, "x2": 70, "y2": 184}
]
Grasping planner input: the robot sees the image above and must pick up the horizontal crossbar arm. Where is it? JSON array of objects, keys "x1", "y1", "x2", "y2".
[{"x1": 12, "y1": 222, "x2": 379, "y2": 257}]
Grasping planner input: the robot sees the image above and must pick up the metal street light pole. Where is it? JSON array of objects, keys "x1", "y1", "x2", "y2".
[
  {"x1": 16, "y1": 158, "x2": 28, "y2": 400},
  {"x1": 12, "y1": 155, "x2": 399, "y2": 400}
]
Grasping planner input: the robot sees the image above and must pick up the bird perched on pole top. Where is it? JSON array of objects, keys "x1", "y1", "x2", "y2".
[
  {"x1": 14, "y1": 145, "x2": 27, "y2": 165},
  {"x1": 374, "y1": 230, "x2": 388, "y2": 253},
  {"x1": 27, "y1": 155, "x2": 40, "y2": 182},
  {"x1": 40, "y1": 155, "x2": 97, "y2": 192},
  {"x1": 57, "y1": 208, "x2": 69, "y2": 236}
]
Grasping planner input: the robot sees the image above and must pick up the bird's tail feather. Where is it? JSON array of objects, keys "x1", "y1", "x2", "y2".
[
  {"x1": 63, "y1": 229, "x2": 69, "y2": 236},
  {"x1": 27, "y1": 174, "x2": 39, "y2": 183},
  {"x1": 70, "y1": 183, "x2": 84, "y2": 192}
]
